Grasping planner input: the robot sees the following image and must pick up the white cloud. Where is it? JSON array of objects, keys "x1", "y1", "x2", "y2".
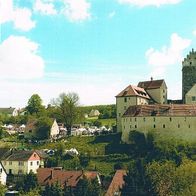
[
  {"x1": 34, "y1": 0, "x2": 57, "y2": 15},
  {"x1": 0, "y1": 36, "x2": 45, "y2": 79},
  {"x1": 108, "y1": 11, "x2": 116, "y2": 18},
  {"x1": 118, "y1": 0, "x2": 181, "y2": 7},
  {"x1": 146, "y1": 33, "x2": 191, "y2": 77},
  {"x1": 0, "y1": 0, "x2": 35, "y2": 31},
  {"x1": 13, "y1": 8, "x2": 36, "y2": 31},
  {"x1": 61, "y1": 0, "x2": 91, "y2": 22}
]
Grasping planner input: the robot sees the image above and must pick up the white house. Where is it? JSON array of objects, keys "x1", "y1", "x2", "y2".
[
  {"x1": 0, "y1": 162, "x2": 7, "y2": 185},
  {"x1": 1, "y1": 150, "x2": 41, "y2": 175}
]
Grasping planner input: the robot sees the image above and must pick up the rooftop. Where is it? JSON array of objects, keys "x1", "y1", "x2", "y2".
[
  {"x1": 138, "y1": 79, "x2": 165, "y2": 90},
  {"x1": 37, "y1": 168, "x2": 99, "y2": 188},
  {"x1": 2, "y1": 150, "x2": 39, "y2": 161},
  {"x1": 123, "y1": 104, "x2": 196, "y2": 117},
  {"x1": 116, "y1": 85, "x2": 150, "y2": 99},
  {"x1": 106, "y1": 170, "x2": 126, "y2": 196}
]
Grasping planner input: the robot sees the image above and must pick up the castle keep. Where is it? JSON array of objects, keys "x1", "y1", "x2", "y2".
[
  {"x1": 116, "y1": 49, "x2": 196, "y2": 143},
  {"x1": 182, "y1": 49, "x2": 196, "y2": 103}
]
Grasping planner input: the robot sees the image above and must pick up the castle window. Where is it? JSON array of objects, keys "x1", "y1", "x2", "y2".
[
  {"x1": 163, "y1": 124, "x2": 165, "y2": 128},
  {"x1": 170, "y1": 117, "x2": 172, "y2": 122},
  {"x1": 178, "y1": 124, "x2": 180, "y2": 128},
  {"x1": 153, "y1": 117, "x2": 156, "y2": 122},
  {"x1": 189, "y1": 125, "x2": 191, "y2": 128},
  {"x1": 124, "y1": 97, "x2": 127, "y2": 102},
  {"x1": 135, "y1": 125, "x2": 137, "y2": 128},
  {"x1": 143, "y1": 118, "x2": 146, "y2": 122},
  {"x1": 190, "y1": 62, "x2": 192, "y2": 65},
  {"x1": 184, "y1": 117, "x2": 187, "y2": 121},
  {"x1": 135, "y1": 118, "x2": 137, "y2": 122},
  {"x1": 153, "y1": 124, "x2": 156, "y2": 128}
]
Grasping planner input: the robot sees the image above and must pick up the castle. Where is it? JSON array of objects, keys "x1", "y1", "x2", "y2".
[{"x1": 116, "y1": 49, "x2": 196, "y2": 143}]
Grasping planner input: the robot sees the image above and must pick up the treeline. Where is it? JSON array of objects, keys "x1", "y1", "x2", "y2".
[
  {"x1": 121, "y1": 131, "x2": 196, "y2": 196},
  {"x1": 79, "y1": 104, "x2": 116, "y2": 119}
]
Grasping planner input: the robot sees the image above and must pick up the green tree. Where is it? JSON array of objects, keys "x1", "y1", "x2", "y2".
[
  {"x1": 17, "y1": 171, "x2": 38, "y2": 193},
  {"x1": 53, "y1": 92, "x2": 81, "y2": 135},
  {"x1": 121, "y1": 159, "x2": 152, "y2": 196},
  {"x1": 42, "y1": 183, "x2": 63, "y2": 196},
  {"x1": 26, "y1": 94, "x2": 45, "y2": 115},
  {"x1": 35, "y1": 117, "x2": 53, "y2": 139},
  {"x1": 79, "y1": 153, "x2": 90, "y2": 168},
  {"x1": 0, "y1": 184, "x2": 7, "y2": 196},
  {"x1": 147, "y1": 159, "x2": 196, "y2": 196},
  {"x1": 88, "y1": 178, "x2": 102, "y2": 196},
  {"x1": 74, "y1": 177, "x2": 89, "y2": 196}
]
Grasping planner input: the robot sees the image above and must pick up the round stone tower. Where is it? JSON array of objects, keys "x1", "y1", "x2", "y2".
[{"x1": 182, "y1": 48, "x2": 196, "y2": 103}]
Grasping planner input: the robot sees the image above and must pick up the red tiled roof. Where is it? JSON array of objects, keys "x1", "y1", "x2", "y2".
[
  {"x1": 138, "y1": 79, "x2": 165, "y2": 89},
  {"x1": 106, "y1": 170, "x2": 127, "y2": 196},
  {"x1": 123, "y1": 104, "x2": 196, "y2": 117},
  {"x1": 37, "y1": 168, "x2": 99, "y2": 188},
  {"x1": 116, "y1": 85, "x2": 150, "y2": 99}
]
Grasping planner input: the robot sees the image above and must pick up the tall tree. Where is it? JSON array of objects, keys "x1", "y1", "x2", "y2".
[
  {"x1": 121, "y1": 159, "x2": 153, "y2": 196},
  {"x1": 53, "y1": 92, "x2": 81, "y2": 135},
  {"x1": 42, "y1": 183, "x2": 63, "y2": 196},
  {"x1": 26, "y1": 94, "x2": 45, "y2": 115},
  {"x1": 35, "y1": 117, "x2": 53, "y2": 139}
]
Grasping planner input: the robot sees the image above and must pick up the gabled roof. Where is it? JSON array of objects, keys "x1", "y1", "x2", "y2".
[
  {"x1": 106, "y1": 170, "x2": 126, "y2": 196},
  {"x1": 123, "y1": 104, "x2": 196, "y2": 117},
  {"x1": 116, "y1": 85, "x2": 150, "y2": 99},
  {"x1": 138, "y1": 79, "x2": 166, "y2": 90},
  {"x1": 3, "y1": 150, "x2": 39, "y2": 161},
  {"x1": 0, "y1": 148, "x2": 11, "y2": 160},
  {"x1": 0, "y1": 107, "x2": 16, "y2": 115},
  {"x1": 37, "y1": 168, "x2": 99, "y2": 188}
]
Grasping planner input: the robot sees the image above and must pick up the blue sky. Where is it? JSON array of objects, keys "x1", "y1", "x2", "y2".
[{"x1": 0, "y1": 0, "x2": 196, "y2": 107}]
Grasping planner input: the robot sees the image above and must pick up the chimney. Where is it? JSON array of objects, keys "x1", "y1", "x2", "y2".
[
  {"x1": 50, "y1": 169, "x2": 53, "y2": 179},
  {"x1": 150, "y1": 77, "x2": 153, "y2": 81}
]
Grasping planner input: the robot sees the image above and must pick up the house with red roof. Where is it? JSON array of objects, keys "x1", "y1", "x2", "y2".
[{"x1": 37, "y1": 168, "x2": 101, "y2": 189}]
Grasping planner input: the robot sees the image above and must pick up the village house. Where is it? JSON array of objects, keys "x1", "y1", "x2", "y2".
[
  {"x1": 25, "y1": 119, "x2": 60, "y2": 139},
  {"x1": 0, "y1": 107, "x2": 20, "y2": 117},
  {"x1": 1, "y1": 150, "x2": 41, "y2": 175},
  {"x1": 0, "y1": 162, "x2": 7, "y2": 185},
  {"x1": 37, "y1": 168, "x2": 101, "y2": 189},
  {"x1": 89, "y1": 109, "x2": 100, "y2": 117}
]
